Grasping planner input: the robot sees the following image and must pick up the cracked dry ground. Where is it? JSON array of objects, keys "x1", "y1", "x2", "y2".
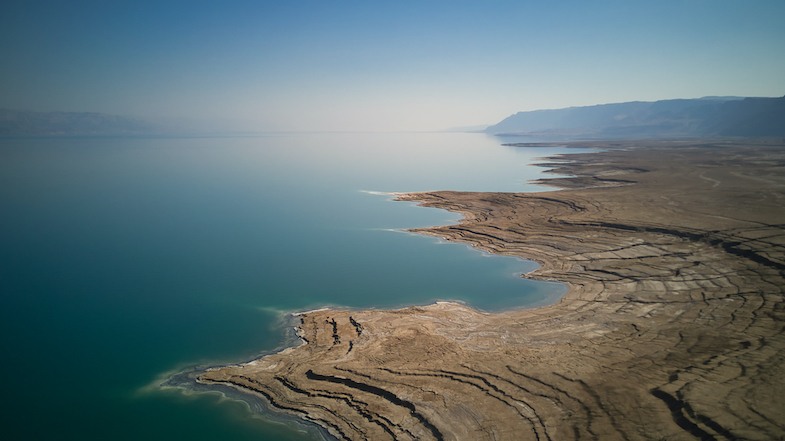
[{"x1": 200, "y1": 140, "x2": 785, "y2": 440}]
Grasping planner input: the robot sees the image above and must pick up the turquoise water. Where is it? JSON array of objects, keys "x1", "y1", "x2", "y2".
[{"x1": 0, "y1": 133, "x2": 573, "y2": 440}]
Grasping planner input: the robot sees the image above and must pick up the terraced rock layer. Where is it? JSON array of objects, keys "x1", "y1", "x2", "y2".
[{"x1": 199, "y1": 139, "x2": 785, "y2": 440}]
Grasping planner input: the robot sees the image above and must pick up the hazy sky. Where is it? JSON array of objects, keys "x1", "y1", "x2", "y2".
[{"x1": 2, "y1": 0, "x2": 784, "y2": 131}]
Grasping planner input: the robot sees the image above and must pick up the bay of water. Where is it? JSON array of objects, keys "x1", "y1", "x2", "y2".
[{"x1": 0, "y1": 132, "x2": 574, "y2": 440}]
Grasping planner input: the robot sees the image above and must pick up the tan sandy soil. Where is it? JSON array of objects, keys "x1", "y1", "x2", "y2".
[{"x1": 199, "y1": 139, "x2": 785, "y2": 440}]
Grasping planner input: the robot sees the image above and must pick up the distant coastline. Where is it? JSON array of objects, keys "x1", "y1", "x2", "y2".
[{"x1": 6, "y1": 95, "x2": 783, "y2": 139}]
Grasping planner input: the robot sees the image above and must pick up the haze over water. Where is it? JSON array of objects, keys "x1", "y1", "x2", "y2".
[{"x1": 1, "y1": 132, "x2": 577, "y2": 440}]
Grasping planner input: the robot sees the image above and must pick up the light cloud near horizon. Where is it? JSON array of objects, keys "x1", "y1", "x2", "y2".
[{"x1": 2, "y1": 0, "x2": 784, "y2": 132}]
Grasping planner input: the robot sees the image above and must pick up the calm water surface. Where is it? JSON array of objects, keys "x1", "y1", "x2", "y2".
[{"x1": 0, "y1": 132, "x2": 576, "y2": 440}]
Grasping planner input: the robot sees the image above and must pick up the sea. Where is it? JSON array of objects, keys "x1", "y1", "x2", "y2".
[{"x1": 0, "y1": 132, "x2": 576, "y2": 440}]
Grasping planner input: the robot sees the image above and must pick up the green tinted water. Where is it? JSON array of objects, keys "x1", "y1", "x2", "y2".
[{"x1": 0, "y1": 133, "x2": 573, "y2": 440}]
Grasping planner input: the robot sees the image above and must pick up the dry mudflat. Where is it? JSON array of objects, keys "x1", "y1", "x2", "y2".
[{"x1": 200, "y1": 139, "x2": 785, "y2": 440}]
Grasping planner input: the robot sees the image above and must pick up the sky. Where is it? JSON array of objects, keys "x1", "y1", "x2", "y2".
[{"x1": 2, "y1": 0, "x2": 784, "y2": 132}]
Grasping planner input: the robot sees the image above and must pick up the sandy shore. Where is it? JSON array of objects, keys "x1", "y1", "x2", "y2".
[{"x1": 199, "y1": 139, "x2": 785, "y2": 440}]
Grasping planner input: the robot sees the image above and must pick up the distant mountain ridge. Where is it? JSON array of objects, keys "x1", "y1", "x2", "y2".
[
  {"x1": 486, "y1": 96, "x2": 785, "y2": 138},
  {"x1": 0, "y1": 109, "x2": 158, "y2": 136}
]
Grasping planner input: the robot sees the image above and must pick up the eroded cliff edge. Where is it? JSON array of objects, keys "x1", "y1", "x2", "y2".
[{"x1": 199, "y1": 139, "x2": 785, "y2": 440}]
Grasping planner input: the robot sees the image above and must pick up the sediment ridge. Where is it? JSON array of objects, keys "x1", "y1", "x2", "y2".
[{"x1": 199, "y1": 139, "x2": 785, "y2": 440}]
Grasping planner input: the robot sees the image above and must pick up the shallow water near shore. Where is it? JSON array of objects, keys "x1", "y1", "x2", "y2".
[{"x1": 0, "y1": 132, "x2": 575, "y2": 440}]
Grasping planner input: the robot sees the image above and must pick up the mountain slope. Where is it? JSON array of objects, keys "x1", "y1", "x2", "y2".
[
  {"x1": 0, "y1": 109, "x2": 158, "y2": 136},
  {"x1": 486, "y1": 96, "x2": 785, "y2": 138}
]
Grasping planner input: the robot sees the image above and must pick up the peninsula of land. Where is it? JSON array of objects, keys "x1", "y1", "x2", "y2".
[{"x1": 199, "y1": 139, "x2": 785, "y2": 440}]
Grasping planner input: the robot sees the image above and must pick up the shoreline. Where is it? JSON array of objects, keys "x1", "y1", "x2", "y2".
[
  {"x1": 160, "y1": 312, "x2": 338, "y2": 441},
  {"x1": 184, "y1": 139, "x2": 785, "y2": 440},
  {"x1": 165, "y1": 368, "x2": 335, "y2": 441},
  {"x1": 165, "y1": 301, "x2": 495, "y2": 441}
]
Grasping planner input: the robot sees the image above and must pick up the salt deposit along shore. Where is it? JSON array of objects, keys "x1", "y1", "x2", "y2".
[{"x1": 198, "y1": 139, "x2": 785, "y2": 440}]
